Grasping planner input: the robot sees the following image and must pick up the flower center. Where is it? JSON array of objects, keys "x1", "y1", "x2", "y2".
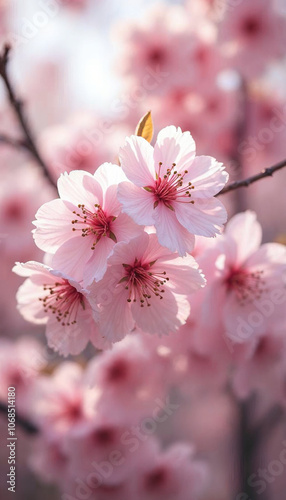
[
  {"x1": 144, "y1": 162, "x2": 195, "y2": 211},
  {"x1": 225, "y1": 267, "x2": 266, "y2": 304},
  {"x1": 93, "y1": 427, "x2": 116, "y2": 446},
  {"x1": 39, "y1": 279, "x2": 85, "y2": 326},
  {"x1": 106, "y1": 359, "x2": 129, "y2": 382},
  {"x1": 147, "y1": 47, "x2": 166, "y2": 66},
  {"x1": 71, "y1": 204, "x2": 117, "y2": 249},
  {"x1": 242, "y1": 16, "x2": 261, "y2": 37},
  {"x1": 144, "y1": 467, "x2": 168, "y2": 491},
  {"x1": 119, "y1": 258, "x2": 169, "y2": 307}
]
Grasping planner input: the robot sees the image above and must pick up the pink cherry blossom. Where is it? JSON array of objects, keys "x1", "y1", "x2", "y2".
[
  {"x1": 199, "y1": 211, "x2": 286, "y2": 345},
  {"x1": 133, "y1": 443, "x2": 207, "y2": 500},
  {"x1": 232, "y1": 329, "x2": 286, "y2": 402},
  {"x1": 118, "y1": 126, "x2": 228, "y2": 255},
  {"x1": 0, "y1": 336, "x2": 47, "y2": 416},
  {"x1": 90, "y1": 232, "x2": 205, "y2": 344},
  {"x1": 39, "y1": 113, "x2": 113, "y2": 181},
  {"x1": 64, "y1": 414, "x2": 159, "y2": 488},
  {"x1": 29, "y1": 434, "x2": 71, "y2": 487},
  {"x1": 13, "y1": 261, "x2": 103, "y2": 356},
  {"x1": 32, "y1": 362, "x2": 99, "y2": 436},
  {"x1": 218, "y1": 0, "x2": 286, "y2": 78},
  {"x1": 114, "y1": 4, "x2": 194, "y2": 96},
  {"x1": 0, "y1": 166, "x2": 53, "y2": 259},
  {"x1": 85, "y1": 335, "x2": 167, "y2": 421},
  {"x1": 33, "y1": 164, "x2": 143, "y2": 285}
]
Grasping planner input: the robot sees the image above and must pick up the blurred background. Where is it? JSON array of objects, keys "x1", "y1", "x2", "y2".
[{"x1": 1, "y1": 0, "x2": 286, "y2": 499}]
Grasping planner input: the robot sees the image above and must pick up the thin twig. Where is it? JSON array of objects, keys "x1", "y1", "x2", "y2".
[
  {"x1": 0, "y1": 401, "x2": 38, "y2": 435},
  {"x1": 0, "y1": 133, "x2": 28, "y2": 150},
  {"x1": 218, "y1": 158, "x2": 286, "y2": 196},
  {"x1": 0, "y1": 44, "x2": 56, "y2": 188}
]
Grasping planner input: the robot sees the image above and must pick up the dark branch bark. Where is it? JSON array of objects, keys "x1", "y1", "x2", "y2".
[
  {"x1": 0, "y1": 44, "x2": 56, "y2": 188},
  {"x1": 0, "y1": 400, "x2": 38, "y2": 435},
  {"x1": 0, "y1": 133, "x2": 28, "y2": 150},
  {"x1": 217, "y1": 158, "x2": 286, "y2": 196}
]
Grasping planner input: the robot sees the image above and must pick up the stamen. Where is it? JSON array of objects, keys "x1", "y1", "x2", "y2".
[
  {"x1": 144, "y1": 161, "x2": 195, "y2": 210},
  {"x1": 225, "y1": 268, "x2": 266, "y2": 305},
  {"x1": 119, "y1": 259, "x2": 169, "y2": 307},
  {"x1": 71, "y1": 204, "x2": 117, "y2": 249},
  {"x1": 39, "y1": 280, "x2": 85, "y2": 326}
]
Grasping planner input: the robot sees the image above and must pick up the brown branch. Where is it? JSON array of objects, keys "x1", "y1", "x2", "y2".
[
  {"x1": 217, "y1": 158, "x2": 286, "y2": 196},
  {"x1": 0, "y1": 44, "x2": 56, "y2": 188},
  {"x1": 0, "y1": 400, "x2": 38, "y2": 435},
  {"x1": 0, "y1": 133, "x2": 28, "y2": 150}
]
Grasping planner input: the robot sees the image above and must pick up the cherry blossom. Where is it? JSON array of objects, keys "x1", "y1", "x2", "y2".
[
  {"x1": 13, "y1": 261, "x2": 103, "y2": 356},
  {"x1": 199, "y1": 211, "x2": 286, "y2": 344},
  {"x1": 118, "y1": 126, "x2": 228, "y2": 255},
  {"x1": 32, "y1": 362, "x2": 99, "y2": 436},
  {"x1": 0, "y1": 336, "x2": 47, "y2": 416},
  {"x1": 90, "y1": 232, "x2": 205, "y2": 343},
  {"x1": 218, "y1": 0, "x2": 286, "y2": 78},
  {"x1": 33, "y1": 164, "x2": 143, "y2": 285},
  {"x1": 85, "y1": 335, "x2": 167, "y2": 420},
  {"x1": 232, "y1": 329, "x2": 286, "y2": 402},
  {"x1": 133, "y1": 443, "x2": 207, "y2": 500}
]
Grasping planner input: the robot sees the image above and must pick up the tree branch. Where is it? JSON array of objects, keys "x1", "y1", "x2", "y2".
[
  {"x1": 0, "y1": 400, "x2": 38, "y2": 435},
  {"x1": 218, "y1": 158, "x2": 286, "y2": 196},
  {"x1": 0, "y1": 133, "x2": 29, "y2": 150},
  {"x1": 0, "y1": 44, "x2": 56, "y2": 188}
]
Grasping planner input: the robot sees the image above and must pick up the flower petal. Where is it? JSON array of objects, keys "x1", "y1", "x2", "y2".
[
  {"x1": 52, "y1": 236, "x2": 94, "y2": 284},
  {"x1": 119, "y1": 136, "x2": 156, "y2": 187},
  {"x1": 131, "y1": 288, "x2": 184, "y2": 335},
  {"x1": 162, "y1": 256, "x2": 206, "y2": 294},
  {"x1": 58, "y1": 170, "x2": 102, "y2": 209},
  {"x1": 98, "y1": 291, "x2": 135, "y2": 343},
  {"x1": 187, "y1": 156, "x2": 228, "y2": 198},
  {"x1": 225, "y1": 211, "x2": 262, "y2": 264},
  {"x1": 153, "y1": 203, "x2": 195, "y2": 256},
  {"x1": 153, "y1": 126, "x2": 196, "y2": 175},
  {"x1": 94, "y1": 162, "x2": 127, "y2": 189},
  {"x1": 33, "y1": 199, "x2": 78, "y2": 252},
  {"x1": 174, "y1": 197, "x2": 227, "y2": 237},
  {"x1": 117, "y1": 182, "x2": 155, "y2": 226},
  {"x1": 83, "y1": 237, "x2": 115, "y2": 285},
  {"x1": 46, "y1": 311, "x2": 91, "y2": 357}
]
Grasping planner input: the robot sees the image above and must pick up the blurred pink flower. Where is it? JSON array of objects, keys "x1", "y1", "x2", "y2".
[
  {"x1": 13, "y1": 261, "x2": 103, "y2": 356},
  {"x1": 85, "y1": 335, "x2": 167, "y2": 421},
  {"x1": 32, "y1": 362, "x2": 98, "y2": 435},
  {"x1": 232, "y1": 329, "x2": 286, "y2": 401},
  {"x1": 218, "y1": 0, "x2": 286, "y2": 77},
  {"x1": 39, "y1": 113, "x2": 114, "y2": 181},
  {"x1": 64, "y1": 415, "x2": 159, "y2": 487},
  {"x1": 201, "y1": 211, "x2": 286, "y2": 343},
  {"x1": 114, "y1": 4, "x2": 193, "y2": 96},
  {"x1": 29, "y1": 434, "x2": 70, "y2": 487},
  {"x1": 118, "y1": 126, "x2": 228, "y2": 255},
  {"x1": 133, "y1": 443, "x2": 207, "y2": 500},
  {"x1": 90, "y1": 232, "x2": 205, "y2": 343},
  {"x1": 33, "y1": 165, "x2": 143, "y2": 285},
  {"x1": 0, "y1": 336, "x2": 47, "y2": 416},
  {"x1": 0, "y1": 166, "x2": 53, "y2": 259}
]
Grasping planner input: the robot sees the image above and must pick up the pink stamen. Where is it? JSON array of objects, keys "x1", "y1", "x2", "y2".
[
  {"x1": 225, "y1": 267, "x2": 266, "y2": 304},
  {"x1": 71, "y1": 204, "x2": 117, "y2": 249},
  {"x1": 39, "y1": 280, "x2": 85, "y2": 326},
  {"x1": 145, "y1": 162, "x2": 195, "y2": 210},
  {"x1": 120, "y1": 258, "x2": 169, "y2": 307}
]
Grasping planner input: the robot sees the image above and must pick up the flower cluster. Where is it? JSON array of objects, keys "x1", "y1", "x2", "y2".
[
  {"x1": 2, "y1": 1, "x2": 286, "y2": 499},
  {"x1": 14, "y1": 126, "x2": 229, "y2": 355}
]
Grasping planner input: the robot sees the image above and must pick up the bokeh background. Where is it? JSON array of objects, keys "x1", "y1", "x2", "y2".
[{"x1": 1, "y1": 1, "x2": 286, "y2": 499}]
